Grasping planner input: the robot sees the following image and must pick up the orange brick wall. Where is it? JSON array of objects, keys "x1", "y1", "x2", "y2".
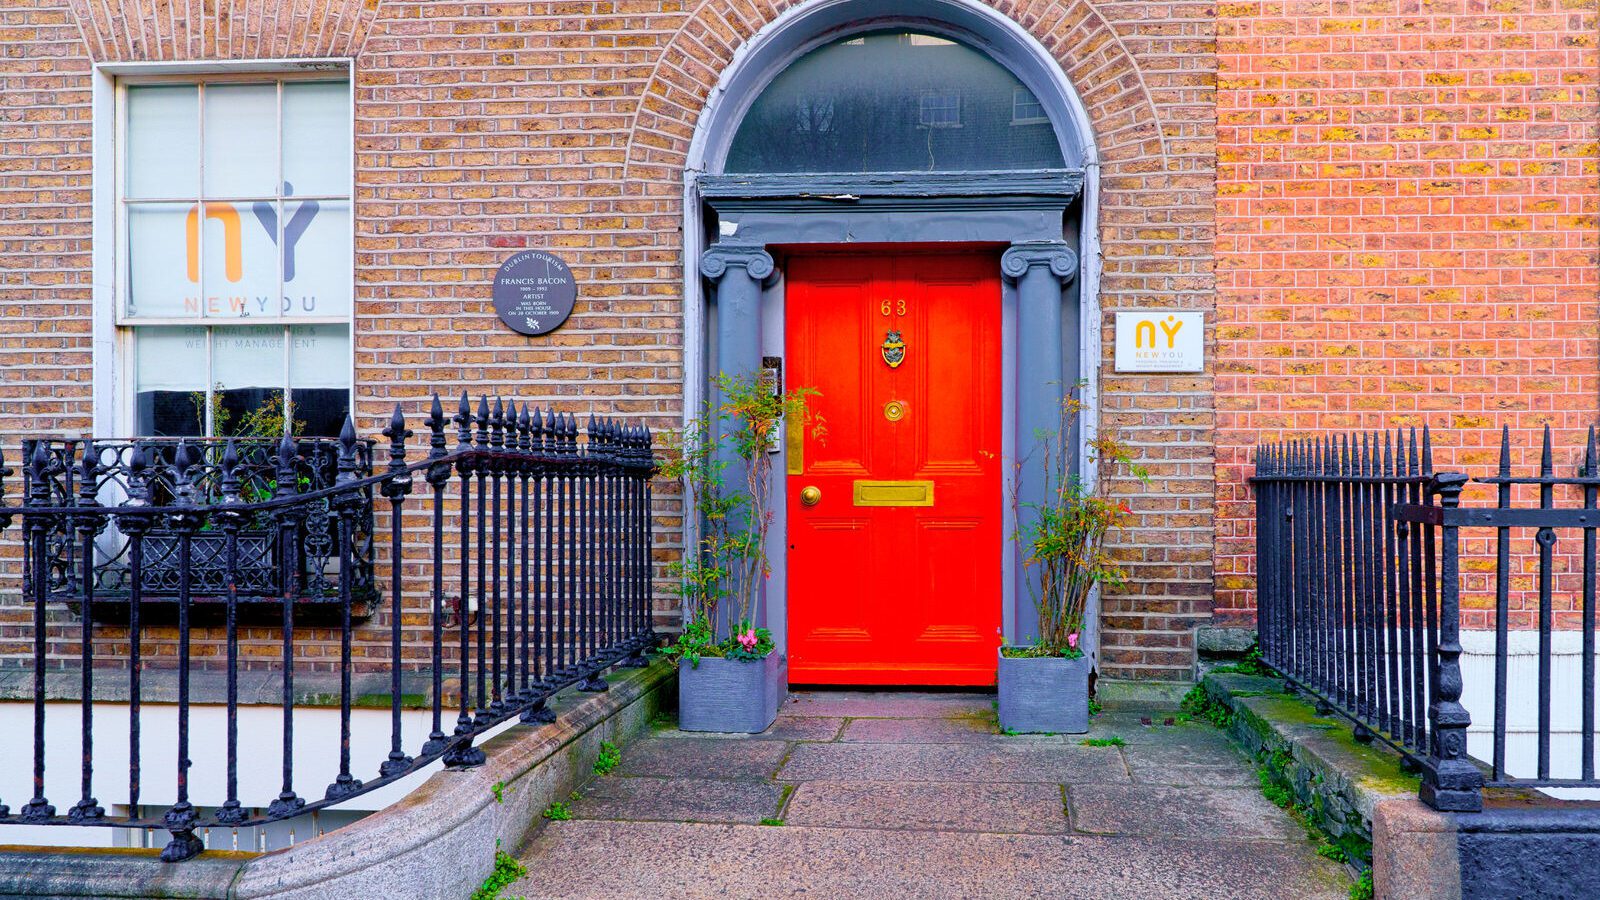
[{"x1": 1214, "y1": 0, "x2": 1600, "y2": 625}]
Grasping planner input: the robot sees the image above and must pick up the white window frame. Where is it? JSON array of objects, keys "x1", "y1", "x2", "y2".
[
  {"x1": 918, "y1": 91, "x2": 962, "y2": 129},
  {"x1": 1011, "y1": 87, "x2": 1048, "y2": 125},
  {"x1": 91, "y1": 60, "x2": 355, "y2": 440}
]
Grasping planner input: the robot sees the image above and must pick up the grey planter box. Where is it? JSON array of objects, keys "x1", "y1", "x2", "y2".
[
  {"x1": 677, "y1": 651, "x2": 787, "y2": 733},
  {"x1": 997, "y1": 651, "x2": 1092, "y2": 734}
]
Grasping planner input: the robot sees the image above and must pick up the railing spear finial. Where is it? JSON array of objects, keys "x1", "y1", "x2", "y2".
[
  {"x1": 1541, "y1": 422, "x2": 1554, "y2": 478},
  {"x1": 455, "y1": 391, "x2": 472, "y2": 449},
  {"x1": 219, "y1": 439, "x2": 241, "y2": 505},
  {"x1": 428, "y1": 395, "x2": 447, "y2": 460}
]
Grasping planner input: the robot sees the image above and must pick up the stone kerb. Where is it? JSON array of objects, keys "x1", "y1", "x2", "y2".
[{"x1": 1201, "y1": 672, "x2": 1460, "y2": 900}]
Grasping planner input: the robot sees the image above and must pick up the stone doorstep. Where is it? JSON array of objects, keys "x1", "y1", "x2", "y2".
[{"x1": 0, "y1": 661, "x2": 675, "y2": 900}]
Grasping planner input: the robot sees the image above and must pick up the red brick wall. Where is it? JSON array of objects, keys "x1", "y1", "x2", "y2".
[
  {"x1": 1213, "y1": 0, "x2": 1600, "y2": 626},
  {"x1": 17, "y1": 0, "x2": 1591, "y2": 679}
]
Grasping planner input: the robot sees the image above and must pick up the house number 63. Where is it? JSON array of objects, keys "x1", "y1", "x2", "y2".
[{"x1": 880, "y1": 299, "x2": 907, "y2": 316}]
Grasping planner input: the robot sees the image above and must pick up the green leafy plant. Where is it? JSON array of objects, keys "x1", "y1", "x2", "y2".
[
  {"x1": 1007, "y1": 384, "x2": 1147, "y2": 658},
  {"x1": 593, "y1": 741, "x2": 621, "y2": 776},
  {"x1": 1210, "y1": 640, "x2": 1272, "y2": 676},
  {"x1": 660, "y1": 372, "x2": 822, "y2": 664},
  {"x1": 1181, "y1": 684, "x2": 1234, "y2": 729},
  {"x1": 470, "y1": 850, "x2": 527, "y2": 900},
  {"x1": 1087, "y1": 698, "x2": 1104, "y2": 717},
  {"x1": 491, "y1": 781, "x2": 509, "y2": 804},
  {"x1": 189, "y1": 386, "x2": 305, "y2": 440},
  {"x1": 542, "y1": 801, "x2": 572, "y2": 821},
  {"x1": 1081, "y1": 736, "x2": 1125, "y2": 747},
  {"x1": 1350, "y1": 869, "x2": 1373, "y2": 900},
  {"x1": 759, "y1": 817, "x2": 784, "y2": 826},
  {"x1": 1316, "y1": 843, "x2": 1348, "y2": 863}
]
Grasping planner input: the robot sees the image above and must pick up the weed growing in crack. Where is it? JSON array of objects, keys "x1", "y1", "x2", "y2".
[
  {"x1": 542, "y1": 801, "x2": 573, "y2": 821},
  {"x1": 593, "y1": 740, "x2": 621, "y2": 776},
  {"x1": 470, "y1": 850, "x2": 527, "y2": 900},
  {"x1": 1180, "y1": 685, "x2": 1234, "y2": 729},
  {"x1": 1081, "y1": 736, "x2": 1125, "y2": 747},
  {"x1": 759, "y1": 817, "x2": 784, "y2": 826}
]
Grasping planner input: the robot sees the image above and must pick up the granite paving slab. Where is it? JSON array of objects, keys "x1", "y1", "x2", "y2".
[
  {"x1": 783, "y1": 780, "x2": 1068, "y2": 834},
  {"x1": 778, "y1": 690, "x2": 996, "y2": 719},
  {"x1": 840, "y1": 715, "x2": 1015, "y2": 743},
  {"x1": 575, "y1": 776, "x2": 785, "y2": 825},
  {"x1": 515, "y1": 690, "x2": 1351, "y2": 898},
  {"x1": 513, "y1": 820, "x2": 1351, "y2": 900},
  {"x1": 1124, "y1": 757, "x2": 1260, "y2": 788},
  {"x1": 1069, "y1": 784, "x2": 1304, "y2": 840},
  {"x1": 614, "y1": 736, "x2": 790, "y2": 780},
  {"x1": 779, "y1": 740, "x2": 1130, "y2": 783},
  {"x1": 1118, "y1": 734, "x2": 1254, "y2": 769}
]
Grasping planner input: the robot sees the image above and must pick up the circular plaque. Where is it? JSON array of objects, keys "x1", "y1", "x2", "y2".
[{"x1": 492, "y1": 250, "x2": 577, "y2": 336}]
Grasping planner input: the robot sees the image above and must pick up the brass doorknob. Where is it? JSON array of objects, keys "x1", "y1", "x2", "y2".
[{"x1": 800, "y1": 486, "x2": 822, "y2": 507}]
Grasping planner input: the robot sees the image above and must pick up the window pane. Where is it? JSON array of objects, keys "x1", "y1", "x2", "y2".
[
  {"x1": 126, "y1": 85, "x2": 199, "y2": 199},
  {"x1": 725, "y1": 31, "x2": 1064, "y2": 173},
  {"x1": 283, "y1": 199, "x2": 351, "y2": 317},
  {"x1": 203, "y1": 83, "x2": 279, "y2": 198},
  {"x1": 282, "y1": 81, "x2": 350, "y2": 197},
  {"x1": 211, "y1": 325, "x2": 286, "y2": 438},
  {"x1": 290, "y1": 324, "x2": 350, "y2": 437},
  {"x1": 202, "y1": 198, "x2": 279, "y2": 318},
  {"x1": 127, "y1": 203, "x2": 198, "y2": 318},
  {"x1": 134, "y1": 326, "x2": 207, "y2": 436}
]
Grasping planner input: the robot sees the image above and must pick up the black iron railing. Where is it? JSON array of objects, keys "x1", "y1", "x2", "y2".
[
  {"x1": 0, "y1": 395, "x2": 656, "y2": 861},
  {"x1": 22, "y1": 436, "x2": 375, "y2": 614},
  {"x1": 1252, "y1": 425, "x2": 1600, "y2": 813}
]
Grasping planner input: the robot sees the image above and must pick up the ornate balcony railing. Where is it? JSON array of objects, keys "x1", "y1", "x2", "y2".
[
  {"x1": 22, "y1": 436, "x2": 376, "y2": 617},
  {"x1": 0, "y1": 396, "x2": 657, "y2": 861}
]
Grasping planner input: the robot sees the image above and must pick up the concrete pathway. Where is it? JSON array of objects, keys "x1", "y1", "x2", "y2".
[{"x1": 511, "y1": 691, "x2": 1353, "y2": 899}]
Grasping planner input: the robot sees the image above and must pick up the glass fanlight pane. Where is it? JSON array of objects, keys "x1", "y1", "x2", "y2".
[{"x1": 725, "y1": 31, "x2": 1064, "y2": 173}]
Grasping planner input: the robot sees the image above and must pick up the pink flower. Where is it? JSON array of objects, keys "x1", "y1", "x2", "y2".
[
  {"x1": 737, "y1": 628, "x2": 759, "y2": 651},
  {"x1": 1067, "y1": 632, "x2": 1079, "y2": 650}
]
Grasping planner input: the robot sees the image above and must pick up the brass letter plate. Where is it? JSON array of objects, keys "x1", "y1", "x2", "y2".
[{"x1": 852, "y1": 479, "x2": 935, "y2": 507}]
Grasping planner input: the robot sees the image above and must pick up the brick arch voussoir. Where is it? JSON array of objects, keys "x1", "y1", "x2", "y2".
[
  {"x1": 622, "y1": 0, "x2": 1166, "y2": 187},
  {"x1": 64, "y1": 0, "x2": 386, "y2": 62}
]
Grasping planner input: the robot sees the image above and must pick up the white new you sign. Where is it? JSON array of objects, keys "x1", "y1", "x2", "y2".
[{"x1": 1114, "y1": 311, "x2": 1204, "y2": 373}]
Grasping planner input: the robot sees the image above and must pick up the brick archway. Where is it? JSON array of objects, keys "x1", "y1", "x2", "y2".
[{"x1": 622, "y1": 0, "x2": 1169, "y2": 188}]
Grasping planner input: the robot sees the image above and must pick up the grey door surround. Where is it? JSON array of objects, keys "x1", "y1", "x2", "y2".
[{"x1": 697, "y1": 170, "x2": 1084, "y2": 651}]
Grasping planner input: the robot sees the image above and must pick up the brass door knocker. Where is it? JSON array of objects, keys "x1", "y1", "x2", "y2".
[{"x1": 881, "y1": 330, "x2": 905, "y2": 368}]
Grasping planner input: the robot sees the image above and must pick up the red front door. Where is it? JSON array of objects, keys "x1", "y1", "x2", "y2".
[{"x1": 785, "y1": 248, "x2": 1002, "y2": 685}]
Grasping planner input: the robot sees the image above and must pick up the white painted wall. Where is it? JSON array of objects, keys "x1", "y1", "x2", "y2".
[
  {"x1": 0, "y1": 702, "x2": 527, "y2": 850},
  {"x1": 1461, "y1": 629, "x2": 1600, "y2": 795}
]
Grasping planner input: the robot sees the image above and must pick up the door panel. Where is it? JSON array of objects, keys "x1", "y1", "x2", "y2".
[{"x1": 785, "y1": 249, "x2": 1002, "y2": 685}]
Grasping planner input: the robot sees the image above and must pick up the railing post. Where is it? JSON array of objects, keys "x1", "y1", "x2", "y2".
[
  {"x1": 1420, "y1": 471, "x2": 1483, "y2": 812},
  {"x1": 381, "y1": 406, "x2": 415, "y2": 778}
]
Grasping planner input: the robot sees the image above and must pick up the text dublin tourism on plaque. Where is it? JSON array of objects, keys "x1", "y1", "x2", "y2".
[{"x1": 492, "y1": 250, "x2": 578, "y2": 336}]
